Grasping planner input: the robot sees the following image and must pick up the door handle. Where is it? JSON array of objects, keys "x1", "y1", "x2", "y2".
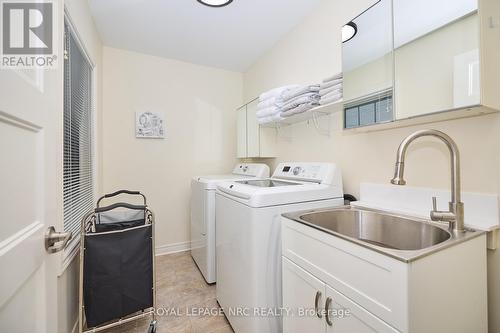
[
  {"x1": 45, "y1": 226, "x2": 72, "y2": 254},
  {"x1": 314, "y1": 291, "x2": 322, "y2": 318},
  {"x1": 325, "y1": 297, "x2": 333, "y2": 326}
]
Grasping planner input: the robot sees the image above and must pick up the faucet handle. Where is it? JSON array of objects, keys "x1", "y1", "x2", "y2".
[{"x1": 432, "y1": 196, "x2": 437, "y2": 211}]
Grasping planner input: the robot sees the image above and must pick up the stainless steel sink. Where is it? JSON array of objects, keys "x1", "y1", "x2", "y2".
[
  {"x1": 283, "y1": 206, "x2": 483, "y2": 262},
  {"x1": 299, "y1": 208, "x2": 451, "y2": 250}
]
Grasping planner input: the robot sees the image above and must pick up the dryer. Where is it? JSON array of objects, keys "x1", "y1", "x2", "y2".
[
  {"x1": 215, "y1": 162, "x2": 344, "y2": 333},
  {"x1": 190, "y1": 163, "x2": 269, "y2": 283}
]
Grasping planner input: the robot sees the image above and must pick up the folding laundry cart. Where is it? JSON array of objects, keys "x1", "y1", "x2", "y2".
[{"x1": 78, "y1": 190, "x2": 157, "y2": 333}]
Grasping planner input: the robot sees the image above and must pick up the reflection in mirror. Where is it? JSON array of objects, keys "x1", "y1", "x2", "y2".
[
  {"x1": 342, "y1": 0, "x2": 394, "y2": 128},
  {"x1": 394, "y1": 0, "x2": 480, "y2": 119}
]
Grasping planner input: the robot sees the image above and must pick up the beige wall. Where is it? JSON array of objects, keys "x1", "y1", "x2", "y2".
[
  {"x1": 243, "y1": 0, "x2": 500, "y2": 332},
  {"x1": 101, "y1": 47, "x2": 242, "y2": 250},
  {"x1": 243, "y1": 0, "x2": 342, "y2": 95},
  {"x1": 59, "y1": 1, "x2": 103, "y2": 332}
]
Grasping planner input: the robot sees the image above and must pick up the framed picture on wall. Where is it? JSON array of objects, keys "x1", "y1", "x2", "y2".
[{"x1": 135, "y1": 111, "x2": 165, "y2": 138}]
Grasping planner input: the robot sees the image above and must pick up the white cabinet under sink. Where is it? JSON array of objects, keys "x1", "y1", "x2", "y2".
[
  {"x1": 281, "y1": 217, "x2": 488, "y2": 333},
  {"x1": 325, "y1": 285, "x2": 398, "y2": 333},
  {"x1": 283, "y1": 257, "x2": 398, "y2": 333},
  {"x1": 282, "y1": 257, "x2": 325, "y2": 333}
]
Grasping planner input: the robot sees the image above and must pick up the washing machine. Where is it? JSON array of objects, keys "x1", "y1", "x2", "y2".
[
  {"x1": 215, "y1": 162, "x2": 344, "y2": 333},
  {"x1": 190, "y1": 163, "x2": 269, "y2": 283}
]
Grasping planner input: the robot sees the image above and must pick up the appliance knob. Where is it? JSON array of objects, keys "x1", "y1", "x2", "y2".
[{"x1": 293, "y1": 166, "x2": 301, "y2": 175}]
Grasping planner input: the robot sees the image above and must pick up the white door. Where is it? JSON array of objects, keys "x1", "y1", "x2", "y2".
[
  {"x1": 0, "y1": 9, "x2": 67, "y2": 333},
  {"x1": 325, "y1": 286, "x2": 398, "y2": 333},
  {"x1": 282, "y1": 257, "x2": 326, "y2": 333}
]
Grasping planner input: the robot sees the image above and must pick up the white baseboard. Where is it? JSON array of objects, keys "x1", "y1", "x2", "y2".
[{"x1": 155, "y1": 241, "x2": 191, "y2": 256}]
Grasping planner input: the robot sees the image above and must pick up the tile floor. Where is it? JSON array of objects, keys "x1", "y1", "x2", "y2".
[{"x1": 101, "y1": 251, "x2": 233, "y2": 333}]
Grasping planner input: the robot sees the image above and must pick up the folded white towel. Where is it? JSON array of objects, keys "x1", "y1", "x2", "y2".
[
  {"x1": 322, "y1": 89, "x2": 343, "y2": 99},
  {"x1": 281, "y1": 102, "x2": 318, "y2": 117},
  {"x1": 257, "y1": 96, "x2": 281, "y2": 110},
  {"x1": 281, "y1": 85, "x2": 320, "y2": 102},
  {"x1": 320, "y1": 91, "x2": 343, "y2": 105},
  {"x1": 319, "y1": 86, "x2": 342, "y2": 97},
  {"x1": 258, "y1": 116, "x2": 273, "y2": 124},
  {"x1": 320, "y1": 79, "x2": 342, "y2": 90},
  {"x1": 271, "y1": 112, "x2": 284, "y2": 121},
  {"x1": 256, "y1": 105, "x2": 281, "y2": 118},
  {"x1": 281, "y1": 94, "x2": 320, "y2": 112},
  {"x1": 259, "y1": 85, "x2": 299, "y2": 102},
  {"x1": 322, "y1": 72, "x2": 343, "y2": 83}
]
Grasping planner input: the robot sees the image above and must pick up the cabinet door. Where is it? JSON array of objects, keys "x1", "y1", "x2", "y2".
[
  {"x1": 246, "y1": 99, "x2": 260, "y2": 157},
  {"x1": 342, "y1": 0, "x2": 394, "y2": 103},
  {"x1": 283, "y1": 257, "x2": 326, "y2": 333},
  {"x1": 325, "y1": 286, "x2": 398, "y2": 333},
  {"x1": 259, "y1": 126, "x2": 276, "y2": 158},
  {"x1": 236, "y1": 105, "x2": 247, "y2": 158},
  {"x1": 393, "y1": 0, "x2": 480, "y2": 119}
]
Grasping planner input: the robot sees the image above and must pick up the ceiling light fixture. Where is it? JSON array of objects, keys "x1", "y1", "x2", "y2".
[
  {"x1": 342, "y1": 22, "x2": 357, "y2": 43},
  {"x1": 197, "y1": 0, "x2": 233, "y2": 8}
]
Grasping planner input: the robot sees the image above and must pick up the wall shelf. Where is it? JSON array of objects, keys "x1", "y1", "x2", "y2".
[{"x1": 260, "y1": 101, "x2": 343, "y2": 128}]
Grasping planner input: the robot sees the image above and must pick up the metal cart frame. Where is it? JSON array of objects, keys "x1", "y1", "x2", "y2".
[{"x1": 78, "y1": 190, "x2": 157, "y2": 333}]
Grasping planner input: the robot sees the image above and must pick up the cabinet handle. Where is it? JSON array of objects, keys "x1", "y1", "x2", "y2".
[
  {"x1": 325, "y1": 297, "x2": 333, "y2": 326},
  {"x1": 314, "y1": 291, "x2": 322, "y2": 318}
]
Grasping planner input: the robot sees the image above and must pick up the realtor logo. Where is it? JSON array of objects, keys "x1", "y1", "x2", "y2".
[{"x1": 1, "y1": 1, "x2": 57, "y2": 68}]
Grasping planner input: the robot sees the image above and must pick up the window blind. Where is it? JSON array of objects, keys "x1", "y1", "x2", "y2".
[{"x1": 63, "y1": 23, "x2": 94, "y2": 257}]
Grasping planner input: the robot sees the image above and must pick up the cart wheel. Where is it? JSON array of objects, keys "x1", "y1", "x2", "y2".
[{"x1": 147, "y1": 320, "x2": 157, "y2": 333}]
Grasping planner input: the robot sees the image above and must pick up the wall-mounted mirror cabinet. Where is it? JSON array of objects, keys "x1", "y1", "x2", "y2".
[
  {"x1": 342, "y1": 0, "x2": 394, "y2": 129},
  {"x1": 342, "y1": 0, "x2": 500, "y2": 130}
]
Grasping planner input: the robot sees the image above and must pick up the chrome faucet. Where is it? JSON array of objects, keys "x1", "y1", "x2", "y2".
[{"x1": 390, "y1": 129, "x2": 465, "y2": 232}]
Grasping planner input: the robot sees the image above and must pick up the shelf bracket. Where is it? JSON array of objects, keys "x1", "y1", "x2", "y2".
[
  {"x1": 311, "y1": 112, "x2": 331, "y2": 137},
  {"x1": 275, "y1": 123, "x2": 293, "y2": 141}
]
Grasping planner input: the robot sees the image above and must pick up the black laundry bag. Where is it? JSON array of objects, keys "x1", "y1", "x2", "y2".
[{"x1": 83, "y1": 224, "x2": 153, "y2": 328}]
